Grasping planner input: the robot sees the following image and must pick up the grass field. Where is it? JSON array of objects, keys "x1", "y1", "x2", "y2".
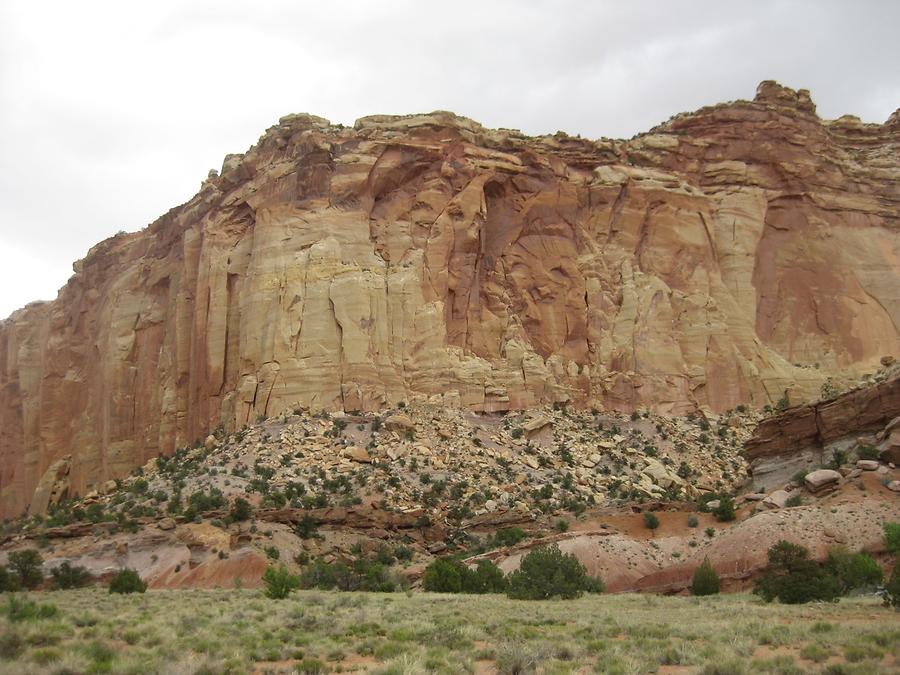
[{"x1": 0, "y1": 589, "x2": 897, "y2": 674}]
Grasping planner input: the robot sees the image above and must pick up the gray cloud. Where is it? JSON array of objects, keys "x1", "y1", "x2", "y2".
[{"x1": 1, "y1": 0, "x2": 898, "y2": 318}]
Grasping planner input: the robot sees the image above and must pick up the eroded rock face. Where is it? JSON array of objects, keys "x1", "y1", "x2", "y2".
[
  {"x1": 1, "y1": 82, "x2": 899, "y2": 516},
  {"x1": 744, "y1": 372, "x2": 900, "y2": 488}
]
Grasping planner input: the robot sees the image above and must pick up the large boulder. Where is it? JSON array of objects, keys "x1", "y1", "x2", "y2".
[{"x1": 804, "y1": 469, "x2": 842, "y2": 493}]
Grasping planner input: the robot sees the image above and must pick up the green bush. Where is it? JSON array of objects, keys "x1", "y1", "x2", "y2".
[
  {"x1": 754, "y1": 541, "x2": 840, "y2": 604},
  {"x1": 825, "y1": 547, "x2": 882, "y2": 594},
  {"x1": 422, "y1": 558, "x2": 466, "y2": 593},
  {"x1": 468, "y1": 560, "x2": 508, "y2": 594},
  {"x1": 2, "y1": 594, "x2": 59, "y2": 622},
  {"x1": 643, "y1": 512, "x2": 660, "y2": 530},
  {"x1": 506, "y1": 545, "x2": 603, "y2": 600},
  {"x1": 228, "y1": 497, "x2": 252, "y2": 523},
  {"x1": 691, "y1": 557, "x2": 720, "y2": 596},
  {"x1": 422, "y1": 557, "x2": 508, "y2": 594},
  {"x1": 687, "y1": 514, "x2": 699, "y2": 528},
  {"x1": 299, "y1": 557, "x2": 400, "y2": 592},
  {"x1": 712, "y1": 496, "x2": 736, "y2": 522},
  {"x1": 262, "y1": 564, "x2": 300, "y2": 599},
  {"x1": 8, "y1": 550, "x2": 43, "y2": 590},
  {"x1": 885, "y1": 522, "x2": 900, "y2": 554},
  {"x1": 883, "y1": 561, "x2": 900, "y2": 608},
  {"x1": 108, "y1": 568, "x2": 147, "y2": 594},
  {"x1": 785, "y1": 494, "x2": 803, "y2": 507},
  {"x1": 50, "y1": 562, "x2": 91, "y2": 590},
  {"x1": 0, "y1": 566, "x2": 19, "y2": 593},
  {"x1": 491, "y1": 527, "x2": 527, "y2": 548},
  {"x1": 856, "y1": 444, "x2": 878, "y2": 461}
]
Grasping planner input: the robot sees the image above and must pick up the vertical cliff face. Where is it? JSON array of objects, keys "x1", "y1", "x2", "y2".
[{"x1": 1, "y1": 81, "x2": 898, "y2": 516}]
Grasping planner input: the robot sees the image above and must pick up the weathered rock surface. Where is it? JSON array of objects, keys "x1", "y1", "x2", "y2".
[
  {"x1": 2, "y1": 81, "x2": 899, "y2": 516},
  {"x1": 745, "y1": 372, "x2": 900, "y2": 488}
]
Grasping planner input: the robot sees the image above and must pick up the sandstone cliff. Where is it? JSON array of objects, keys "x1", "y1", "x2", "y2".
[{"x1": 1, "y1": 81, "x2": 899, "y2": 516}]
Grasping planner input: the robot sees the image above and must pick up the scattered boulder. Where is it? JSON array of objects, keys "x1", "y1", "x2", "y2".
[
  {"x1": 158, "y1": 518, "x2": 176, "y2": 531},
  {"x1": 384, "y1": 414, "x2": 415, "y2": 433},
  {"x1": 204, "y1": 434, "x2": 217, "y2": 449},
  {"x1": 762, "y1": 490, "x2": 790, "y2": 509},
  {"x1": 522, "y1": 415, "x2": 553, "y2": 436},
  {"x1": 804, "y1": 469, "x2": 842, "y2": 493},
  {"x1": 856, "y1": 460, "x2": 879, "y2": 471},
  {"x1": 343, "y1": 446, "x2": 371, "y2": 463}
]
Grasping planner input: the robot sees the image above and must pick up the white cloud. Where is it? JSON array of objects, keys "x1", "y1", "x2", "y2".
[{"x1": 1, "y1": 0, "x2": 898, "y2": 318}]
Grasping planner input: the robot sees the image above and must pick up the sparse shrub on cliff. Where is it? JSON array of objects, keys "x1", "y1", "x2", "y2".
[
  {"x1": 691, "y1": 557, "x2": 720, "y2": 596},
  {"x1": 491, "y1": 527, "x2": 527, "y2": 549},
  {"x1": 712, "y1": 496, "x2": 736, "y2": 522},
  {"x1": 754, "y1": 541, "x2": 840, "y2": 604},
  {"x1": 262, "y1": 564, "x2": 299, "y2": 599},
  {"x1": 506, "y1": 545, "x2": 603, "y2": 600},
  {"x1": 228, "y1": 497, "x2": 252, "y2": 523},
  {"x1": 856, "y1": 444, "x2": 878, "y2": 461},
  {"x1": 643, "y1": 512, "x2": 660, "y2": 530},
  {"x1": 108, "y1": 568, "x2": 146, "y2": 594},
  {"x1": 785, "y1": 494, "x2": 803, "y2": 507}
]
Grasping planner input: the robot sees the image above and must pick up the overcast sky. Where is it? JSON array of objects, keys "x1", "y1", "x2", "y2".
[{"x1": 1, "y1": 0, "x2": 898, "y2": 319}]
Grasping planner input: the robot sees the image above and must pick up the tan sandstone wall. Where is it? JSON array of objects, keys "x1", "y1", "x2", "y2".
[{"x1": 1, "y1": 81, "x2": 898, "y2": 516}]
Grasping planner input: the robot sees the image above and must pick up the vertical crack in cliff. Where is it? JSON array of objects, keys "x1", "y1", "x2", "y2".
[
  {"x1": 605, "y1": 181, "x2": 629, "y2": 245},
  {"x1": 328, "y1": 282, "x2": 347, "y2": 411},
  {"x1": 698, "y1": 211, "x2": 719, "y2": 265}
]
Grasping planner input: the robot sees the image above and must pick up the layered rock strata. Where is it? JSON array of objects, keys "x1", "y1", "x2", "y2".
[
  {"x1": 2, "y1": 81, "x2": 899, "y2": 516},
  {"x1": 744, "y1": 371, "x2": 900, "y2": 488}
]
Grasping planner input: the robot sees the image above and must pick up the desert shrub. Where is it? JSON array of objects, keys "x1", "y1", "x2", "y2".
[
  {"x1": 687, "y1": 514, "x2": 699, "y2": 528},
  {"x1": 468, "y1": 560, "x2": 508, "y2": 594},
  {"x1": 643, "y1": 512, "x2": 660, "y2": 530},
  {"x1": 294, "y1": 514, "x2": 319, "y2": 539},
  {"x1": 492, "y1": 527, "x2": 527, "y2": 548},
  {"x1": 754, "y1": 540, "x2": 840, "y2": 604},
  {"x1": 2, "y1": 594, "x2": 58, "y2": 622},
  {"x1": 885, "y1": 522, "x2": 900, "y2": 554},
  {"x1": 691, "y1": 557, "x2": 720, "y2": 596},
  {"x1": 856, "y1": 444, "x2": 878, "y2": 461},
  {"x1": 8, "y1": 550, "x2": 43, "y2": 590},
  {"x1": 0, "y1": 628, "x2": 23, "y2": 659},
  {"x1": 883, "y1": 562, "x2": 900, "y2": 608},
  {"x1": 299, "y1": 557, "x2": 400, "y2": 592},
  {"x1": 785, "y1": 494, "x2": 803, "y2": 507},
  {"x1": 228, "y1": 497, "x2": 252, "y2": 523},
  {"x1": 825, "y1": 547, "x2": 882, "y2": 594},
  {"x1": 50, "y1": 561, "x2": 91, "y2": 590},
  {"x1": 506, "y1": 544, "x2": 603, "y2": 600},
  {"x1": 712, "y1": 496, "x2": 736, "y2": 522},
  {"x1": 262, "y1": 564, "x2": 300, "y2": 599},
  {"x1": 422, "y1": 557, "x2": 507, "y2": 594},
  {"x1": 393, "y1": 544, "x2": 413, "y2": 563},
  {"x1": 422, "y1": 558, "x2": 466, "y2": 593},
  {"x1": 0, "y1": 566, "x2": 19, "y2": 593},
  {"x1": 108, "y1": 568, "x2": 147, "y2": 594}
]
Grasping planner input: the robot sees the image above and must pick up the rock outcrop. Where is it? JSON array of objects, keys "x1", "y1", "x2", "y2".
[
  {"x1": 744, "y1": 371, "x2": 900, "y2": 488},
  {"x1": 1, "y1": 81, "x2": 899, "y2": 516}
]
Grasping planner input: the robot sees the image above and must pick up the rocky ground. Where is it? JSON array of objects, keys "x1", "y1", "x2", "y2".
[{"x1": 1, "y1": 389, "x2": 898, "y2": 593}]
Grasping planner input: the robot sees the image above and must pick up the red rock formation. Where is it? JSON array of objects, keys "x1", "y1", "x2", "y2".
[{"x1": 1, "y1": 82, "x2": 899, "y2": 516}]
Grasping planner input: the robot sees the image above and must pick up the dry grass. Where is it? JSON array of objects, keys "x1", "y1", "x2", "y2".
[{"x1": 0, "y1": 589, "x2": 896, "y2": 674}]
